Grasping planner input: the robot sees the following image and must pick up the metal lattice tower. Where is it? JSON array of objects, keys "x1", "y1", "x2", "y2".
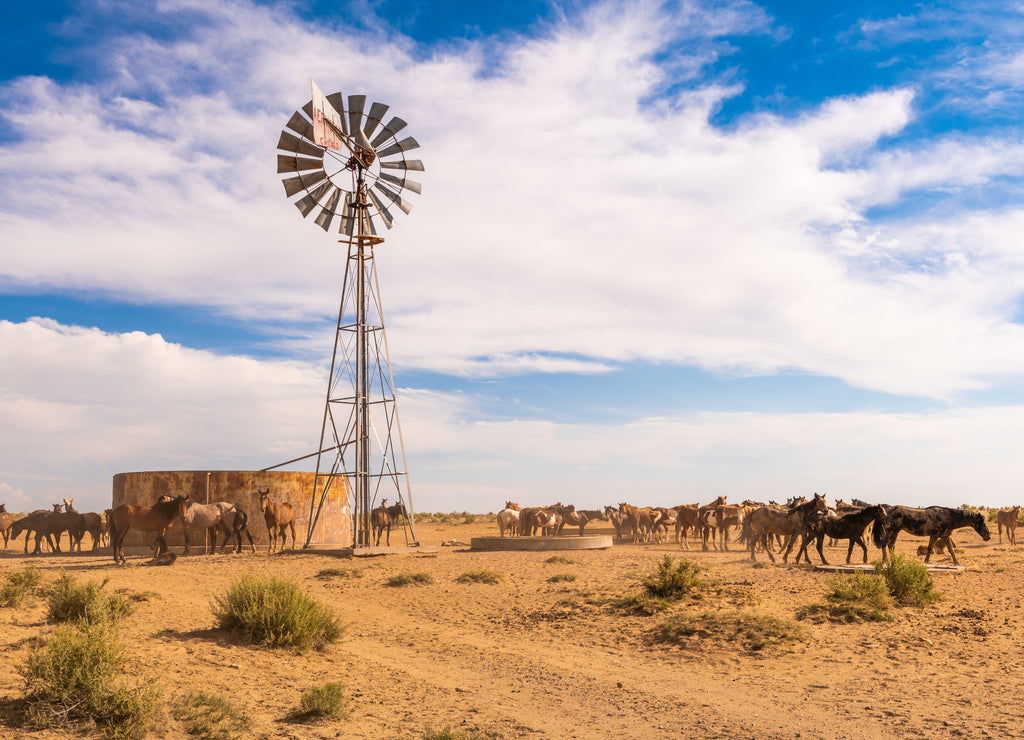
[{"x1": 276, "y1": 82, "x2": 422, "y2": 548}]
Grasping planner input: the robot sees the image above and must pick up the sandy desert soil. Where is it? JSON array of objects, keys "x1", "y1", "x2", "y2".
[{"x1": 0, "y1": 518, "x2": 1020, "y2": 739}]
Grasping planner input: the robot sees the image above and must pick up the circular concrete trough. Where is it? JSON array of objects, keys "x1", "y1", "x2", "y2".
[{"x1": 470, "y1": 535, "x2": 613, "y2": 551}]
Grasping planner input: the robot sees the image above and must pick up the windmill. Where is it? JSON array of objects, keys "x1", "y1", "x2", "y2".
[{"x1": 276, "y1": 81, "x2": 423, "y2": 548}]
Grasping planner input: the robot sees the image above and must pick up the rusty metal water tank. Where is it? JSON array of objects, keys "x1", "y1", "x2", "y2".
[{"x1": 111, "y1": 470, "x2": 351, "y2": 551}]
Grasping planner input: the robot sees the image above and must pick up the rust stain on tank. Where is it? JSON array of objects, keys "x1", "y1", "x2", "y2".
[{"x1": 111, "y1": 470, "x2": 351, "y2": 549}]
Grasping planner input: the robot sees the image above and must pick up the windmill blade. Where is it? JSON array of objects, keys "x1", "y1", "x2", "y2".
[
  {"x1": 373, "y1": 181, "x2": 413, "y2": 215},
  {"x1": 277, "y1": 154, "x2": 324, "y2": 173},
  {"x1": 281, "y1": 169, "x2": 327, "y2": 197},
  {"x1": 347, "y1": 95, "x2": 366, "y2": 138},
  {"x1": 277, "y1": 130, "x2": 324, "y2": 158},
  {"x1": 314, "y1": 188, "x2": 342, "y2": 231},
  {"x1": 380, "y1": 158, "x2": 425, "y2": 172},
  {"x1": 379, "y1": 171, "x2": 422, "y2": 195},
  {"x1": 368, "y1": 189, "x2": 395, "y2": 229},
  {"x1": 339, "y1": 195, "x2": 357, "y2": 236},
  {"x1": 294, "y1": 182, "x2": 333, "y2": 218},
  {"x1": 284, "y1": 111, "x2": 314, "y2": 140},
  {"x1": 363, "y1": 102, "x2": 389, "y2": 139},
  {"x1": 370, "y1": 117, "x2": 407, "y2": 148},
  {"x1": 326, "y1": 92, "x2": 349, "y2": 135},
  {"x1": 375, "y1": 136, "x2": 419, "y2": 159}
]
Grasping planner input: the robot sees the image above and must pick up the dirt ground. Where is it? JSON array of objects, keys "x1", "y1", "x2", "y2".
[{"x1": 0, "y1": 518, "x2": 1020, "y2": 739}]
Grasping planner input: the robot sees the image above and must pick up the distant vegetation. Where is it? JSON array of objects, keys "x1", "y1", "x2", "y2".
[{"x1": 413, "y1": 511, "x2": 494, "y2": 525}]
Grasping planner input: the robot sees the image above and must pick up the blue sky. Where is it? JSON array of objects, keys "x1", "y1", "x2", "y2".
[{"x1": 2, "y1": 0, "x2": 1024, "y2": 514}]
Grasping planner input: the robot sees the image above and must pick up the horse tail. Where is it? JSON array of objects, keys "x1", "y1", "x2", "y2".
[{"x1": 872, "y1": 511, "x2": 888, "y2": 549}]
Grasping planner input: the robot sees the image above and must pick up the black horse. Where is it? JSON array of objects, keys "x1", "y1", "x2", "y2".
[
  {"x1": 796, "y1": 505, "x2": 884, "y2": 565},
  {"x1": 873, "y1": 506, "x2": 990, "y2": 565}
]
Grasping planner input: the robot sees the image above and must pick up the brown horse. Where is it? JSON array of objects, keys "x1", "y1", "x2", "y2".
[
  {"x1": 63, "y1": 498, "x2": 106, "y2": 552},
  {"x1": 258, "y1": 489, "x2": 296, "y2": 552},
  {"x1": 9, "y1": 510, "x2": 84, "y2": 554},
  {"x1": 0, "y1": 504, "x2": 12, "y2": 549},
  {"x1": 996, "y1": 507, "x2": 1020, "y2": 545},
  {"x1": 372, "y1": 499, "x2": 393, "y2": 546},
  {"x1": 109, "y1": 495, "x2": 190, "y2": 564}
]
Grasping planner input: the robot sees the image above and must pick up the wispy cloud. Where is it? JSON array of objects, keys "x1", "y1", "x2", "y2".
[{"x1": 2, "y1": 0, "x2": 1024, "y2": 511}]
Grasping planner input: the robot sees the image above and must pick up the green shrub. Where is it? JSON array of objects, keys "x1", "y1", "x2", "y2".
[
  {"x1": 422, "y1": 728, "x2": 495, "y2": 740},
  {"x1": 173, "y1": 691, "x2": 251, "y2": 739},
  {"x1": 616, "y1": 556, "x2": 710, "y2": 614},
  {"x1": 294, "y1": 682, "x2": 351, "y2": 721},
  {"x1": 386, "y1": 572, "x2": 434, "y2": 587},
  {"x1": 797, "y1": 570, "x2": 894, "y2": 623},
  {"x1": 875, "y1": 554, "x2": 942, "y2": 607},
  {"x1": 0, "y1": 565, "x2": 43, "y2": 608},
  {"x1": 18, "y1": 621, "x2": 161, "y2": 739},
  {"x1": 547, "y1": 573, "x2": 577, "y2": 583},
  {"x1": 211, "y1": 575, "x2": 343, "y2": 653},
  {"x1": 455, "y1": 570, "x2": 502, "y2": 585},
  {"x1": 47, "y1": 572, "x2": 133, "y2": 625},
  {"x1": 641, "y1": 555, "x2": 707, "y2": 599}
]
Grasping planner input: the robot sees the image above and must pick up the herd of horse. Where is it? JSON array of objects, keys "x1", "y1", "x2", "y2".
[
  {"x1": 0, "y1": 489, "x2": 301, "y2": 565},
  {"x1": 497, "y1": 496, "x2": 1000, "y2": 565}
]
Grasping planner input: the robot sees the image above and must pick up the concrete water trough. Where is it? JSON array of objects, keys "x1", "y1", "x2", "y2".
[{"x1": 470, "y1": 535, "x2": 613, "y2": 551}]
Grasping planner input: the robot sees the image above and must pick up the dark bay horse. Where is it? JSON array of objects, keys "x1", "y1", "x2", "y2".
[
  {"x1": 873, "y1": 506, "x2": 991, "y2": 565},
  {"x1": 371, "y1": 500, "x2": 408, "y2": 546},
  {"x1": 109, "y1": 495, "x2": 190, "y2": 564},
  {"x1": 796, "y1": 505, "x2": 884, "y2": 565}
]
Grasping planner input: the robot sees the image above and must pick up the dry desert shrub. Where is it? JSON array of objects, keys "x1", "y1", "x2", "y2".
[
  {"x1": 875, "y1": 554, "x2": 942, "y2": 607},
  {"x1": 292, "y1": 682, "x2": 351, "y2": 722},
  {"x1": 18, "y1": 620, "x2": 161, "y2": 739},
  {"x1": 547, "y1": 573, "x2": 577, "y2": 583},
  {"x1": 0, "y1": 565, "x2": 43, "y2": 608},
  {"x1": 211, "y1": 574, "x2": 343, "y2": 653},
  {"x1": 798, "y1": 570, "x2": 894, "y2": 623},
  {"x1": 173, "y1": 691, "x2": 251, "y2": 739},
  {"x1": 455, "y1": 570, "x2": 502, "y2": 584},
  {"x1": 47, "y1": 571, "x2": 133, "y2": 626},
  {"x1": 658, "y1": 610, "x2": 808, "y2": 652},
  {"x1": 387, "y1": 572, "x2": 435, "y2": 587},
  {"x1": 617, "y1": 555, "x2": 711, "y2": 614}
]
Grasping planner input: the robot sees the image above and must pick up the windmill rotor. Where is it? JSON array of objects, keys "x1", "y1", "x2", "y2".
[{"x1": 277, "y1": 82, "x2": 423, "y2": 235}]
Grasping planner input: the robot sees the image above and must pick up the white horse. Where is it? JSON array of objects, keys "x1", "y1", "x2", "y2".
[{"x1": 497, "y1": 502, "x2": 521, "y2": 537}]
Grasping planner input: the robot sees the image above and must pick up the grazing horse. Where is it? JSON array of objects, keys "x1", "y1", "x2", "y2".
[
  {"x1": 0, "y1": 504, "x2": 12, "y2": 549},
  {"x1": 796, "y1": 505, "x2": 884, "y2": 565},
  {"x1": 109, "y1": 495, "x2": 190, "y2": 564},
  {"x1": 873, "y1": 506, "x2": 991, "y2": 565},
  {"x1": 743, "y1": 494, "x2": 828, "y2": 563},
  {"x1": 497, "y1": 502, "x2": 521, "y2": 537},
  {"x1": 996, "y1": 507, "x2": 1020, "y2": 545},
  {"x1": 62, "y1": 498, "x2": 106, "y2": 552},
  {"x1": 10, "y1": 513, "x2": 58, "y2": 554},
  {"x1": 258, "y1": 489, "x2": 296, "y2": 552}
]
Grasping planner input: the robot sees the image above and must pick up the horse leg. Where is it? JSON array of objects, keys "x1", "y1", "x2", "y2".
[
  {"x1": 815, "y1": 534, "x2": 828, "y2": 565},
  {"x1": 385, "y1": 521, "x2": 391, "y2": 547},
  {"x1": 924, "y1": 535, "x2": 938, "y2": 563},
  {"x1": 944, "y1": 536, "x2": 959, "y2": 565}
]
